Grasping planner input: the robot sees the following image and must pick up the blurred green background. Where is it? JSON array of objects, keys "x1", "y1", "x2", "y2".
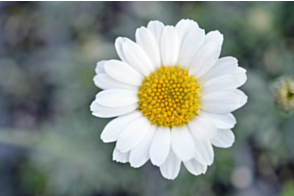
[{"x1": 0, "y1": 1, "x2": 294, "y2": 196}]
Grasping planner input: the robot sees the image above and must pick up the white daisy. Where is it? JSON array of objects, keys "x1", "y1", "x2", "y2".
[{"x1": 90, "y1": 19, "x2": 248, "y2": 180}]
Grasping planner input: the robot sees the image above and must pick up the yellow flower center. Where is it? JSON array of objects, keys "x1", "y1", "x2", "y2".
[{"x1": 138, "y1": 65, "x2": 201, "y2": 128}]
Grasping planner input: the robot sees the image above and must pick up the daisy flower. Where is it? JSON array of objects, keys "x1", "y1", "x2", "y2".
[{"x1": 90, "y1": 19, "x2": 247, "y2": 180}]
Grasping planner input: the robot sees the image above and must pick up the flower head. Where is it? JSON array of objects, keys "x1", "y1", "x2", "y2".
[
  {"x1": 271, "y1": 75, "x2": 294, "y2": 112},
  {"x1": 91, "y1": 19, "x2": 247, "y2": 180}
]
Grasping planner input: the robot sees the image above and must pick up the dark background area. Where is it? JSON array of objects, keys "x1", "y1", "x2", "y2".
[{"x1": 0, "y1": 2, "x2": 294, "y2": 196}]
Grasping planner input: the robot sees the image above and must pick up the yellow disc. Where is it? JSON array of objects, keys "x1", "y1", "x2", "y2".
[{"x1": 138, "y1": 65, "x2": 201, "y2": 128}]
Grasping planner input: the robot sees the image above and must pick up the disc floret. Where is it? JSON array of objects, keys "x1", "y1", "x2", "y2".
[{"x1": 138, "y1": 65, "x2": 201, "y2": 128}]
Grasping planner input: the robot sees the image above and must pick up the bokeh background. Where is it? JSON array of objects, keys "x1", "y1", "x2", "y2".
[{"x1": 0, "y1": 1, "x2": 294, "y2": 196}]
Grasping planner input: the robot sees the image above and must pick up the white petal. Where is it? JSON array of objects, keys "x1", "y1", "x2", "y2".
[
  {"x1": 234, "y1": 67, "x2": 246, "y2": 74},
  {"x1": 236, "y1": 74, "x2": 247, "y2": 88},
  {"x1": 199, "y1": 110, "x2": 236, "y2": 129},
  {"x1": 205, "y1": 30, "x2": 224, "y2": 44},
  {"x1": 160, "y1": 26, "x2": 180, "y2": 66},
  {"x1": 190, "y1": 30, "x2": 223, "y2": 77},
  {"x1": 171, "y1": 126, "x2": 195, "y2": 161},
  {"x1": 201, "y1": 92, "x2": 240, "y2": 113},
  {"x1": 189, "y1": 116, "x2": 217, "y2": 140},
  {"x1": 147, "y1": 20, "x2": 165, "y2": 46},
  {"x1": 234, "y1": 67, "x2": 247, "y2": 87},
  {"x1": 159, "y1": 149, "x2": 181, "y2": 180},
  {"x1": 95, "y1": 60, "x2": 106, "y2": 74},
  {"x1": 193, "y1": 138, "x2": 214, "y2": 165},
  {"x1": 95, "y1": 89, "x2": 138, "y2": 107},
  {"x1": 189, "y1": 38, "x2": 223, "y2": 78},
  {"x1": 116, "y1": 117, "x2": 151, "y2": 153},
  {"x1": 90, "y1": 101, "x2": 138, "y2": 118},
  {"x1": 115, "y1": 37, "x2": 128, "y2": 63},
  {"x1": 184, "y1": 159, "x2": 207, "y2": 176},
  {"x1": 122, "y1": 39, "x2": 154, "y2": 76},
  {"x1": 233, "y1": 89, "x2": 248, "y2": 108},
  {"x1": 149, "y1": 126, "x2": 171, "y2": 166},
  {"x1": 93, "y1": 74, "x2": 138, "y2": 90},
  {"x1": 136, "y1": 27, "x2": 161, "y2": 69},
  {"x1": 202, "y1": 75, "x2": 239, "y2": 95},
  {"x1": 104, "y1": 60, "x2": 143, "y2": 86},
  {"x1": 175, "y1": 19, "x2": 200, "y2": 43},
  {"x1": 210, "y1": 129, "x2": 235, "y2": 148},
  {"x1": 129, "y1": 125, "x2": 156, "y2": 168},
  {"x1": 113, "y1": 148, "x2": 129, "y2": 163},
  {"x1": 100, "y1": 111, "x2": 142, "y2": 143},
  {"x1": 178, "y1": 27, "x2": 205, "y2": 69},
  {"x1": 193, "y1": 147, "x2": 207, "y2": 166},
  {"x1": 200, "y1": 56, "x2": 238, "y2": 82}
]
